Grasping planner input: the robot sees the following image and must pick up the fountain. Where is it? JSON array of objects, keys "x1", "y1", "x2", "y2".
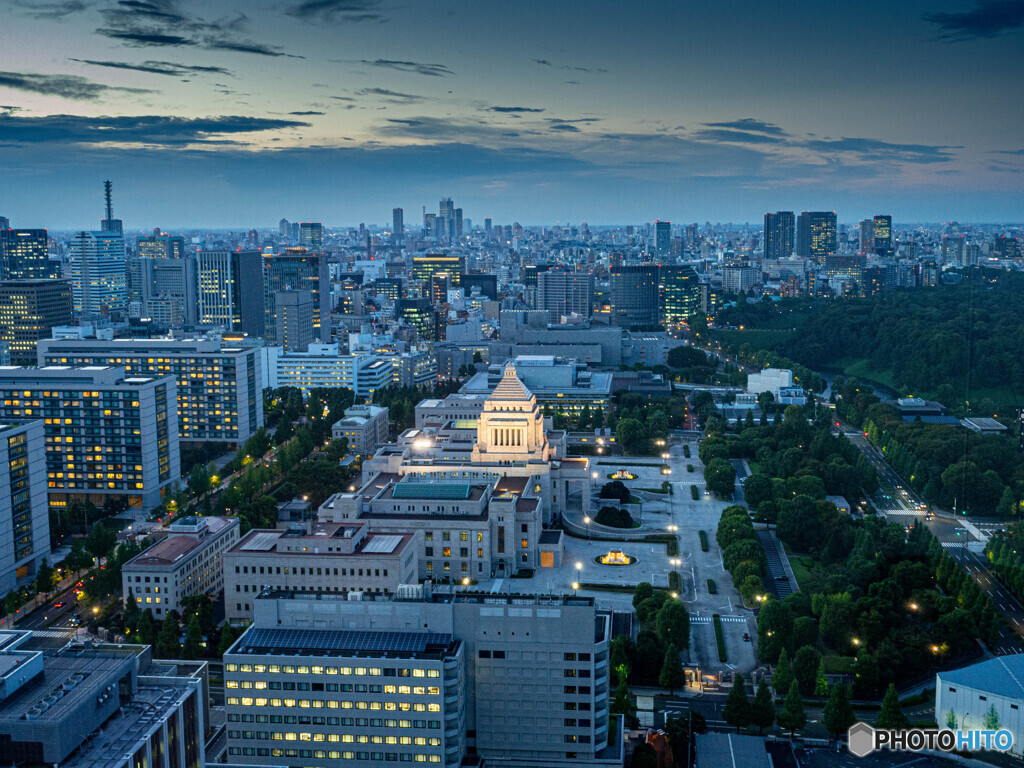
[
  {"x1": 608, "y1": 468, "x2": 637, "y2": 480},
  {"x1": 597, "y1": 550, "x2": 636, "y2": 566}
]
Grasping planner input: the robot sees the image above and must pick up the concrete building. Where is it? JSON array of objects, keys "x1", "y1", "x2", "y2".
[
  {"x1": 745, "y1": 368, "x2": 794, "y2": 398},
  {"x1": 223, "y1": 589, "x2": 619, "y2": 768},
  {"x1": 272, "y1": 344, "x2": 393, "y2": 398},
  {"x1": 462, "y1": 356, "x2": 612, "y2": 417},
  {"x1": 122, "y1": 515, "x2": 239, "y2": 618},
  {"x1": 0, "y1": 632, "x2": 205, "y2": 768},
  {"x1": 497, "y1": 312, "x2": 623, "y2": 366},
  {"x1": 275, "y1": 289, "x2": 314, "y2": 352},
  {"x1": 0, "y1": 366, "x2": 178, "y2": 511},
  {"x1": 38, "y1": 337, "x2": 264, "y2": 446},
  {"x1": 609, "y1": 264, "x2": 659, "y2": 329},
  {"x1": 67, "y1": 231, "x2": 127, "y2": 317},
  {"x1": 0, "y1": 228, "x2": 51, "y2": 281},
  {"x1": 415, "y1": 394, "x2": 490, "y2": 429},
  {"x1": 721, "y1": 265, "x2": 760, "y2": 294},
  {"x1": 223, "y1": 524, "x2": 417, "y2": 622},
  {"x1": 0, "y1": 280, "x2": 73, "y2": 364},
  {"x1": 138, "y1": 256, "x2": 198, "y2": 326},
  {"x1": 0, "y1": 421, "x2": 49, "y2": 593},
  {"x1": 332, "y1": 404, "x2": 390, "y2": 459},
  {"x1": 936, "y1": 655, "x2": 1024, "y2": 757},
  {"x1": 197, "y1": 249, "x2": 265, "y2": 337},
  {"x1": 537, "y1": 270, "x2": 594, "y2": 323},
  {"x1": 264, "y1": 252, "x2": 331, "y2": 342}
]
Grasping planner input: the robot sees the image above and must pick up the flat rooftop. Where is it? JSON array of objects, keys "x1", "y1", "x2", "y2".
[
  {"x1": 232, "y1": 627, "x2": 458, "y2": 659},
  {"x1": 0, "y1": 653, "x2": 131, "y2": 723}
]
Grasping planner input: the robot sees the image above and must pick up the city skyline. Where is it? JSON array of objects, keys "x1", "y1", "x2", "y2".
[{"x1": 1, "y1": 0, "x2": 1023, "y2": 227}]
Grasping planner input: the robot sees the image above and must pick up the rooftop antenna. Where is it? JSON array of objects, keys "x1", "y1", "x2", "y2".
[{"x1": 104, "y1": 180, "x2": 114, "y2": 222}]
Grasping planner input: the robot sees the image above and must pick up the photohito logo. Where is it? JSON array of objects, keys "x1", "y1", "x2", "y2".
[{"x1": 847, "y1": 722, "x2": 1014, "y2": 757}]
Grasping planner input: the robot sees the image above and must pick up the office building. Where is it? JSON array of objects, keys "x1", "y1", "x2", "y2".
[
  {"x1": 1, "y1": 229, "x2": 50, "y2": 280},
  {"x1": 721, "y1": 265, "x2": 761, "y2": 294},
  {"x1": 67, "y1": 231, "x2": 127, "y2": 317},
  {"x1": 859, "y1": 219, "x2": 874, "y2": 253},
  {"x1": 796, "y1": 211, "x2": 837, "y2": 264},
  {"x1": 264, "y1": 252, "x2": 331, "y2": 342},
  {"x1": 872, "y1": 214, "x2": 893, "y2": 257},
  {"x1": 654, "y1": 220, "x2": 671, "y2": 256},
  {"x1": 392, "y1": 208, "x2": 404, "y2": 247},
  {"x1": 139, "y1": 255, "x2": 198, "y2": 326},
  {"x1": 272, "y1": 344, "x2": 392, "y2": 398},
  {"x1": 299, "y1": 222, "x2": 324, "y2": 250},
  {"x1": 411, "y1": 255, "x2": 464, "y2": 287},
  {"x1": 0, "y1": 366, "x2": 179, "y2": 510},
  {"x1": 936, "y1": 655, "x2": 1024, "y2": 757},
  {"x1": 438, "y1": 197, "x2": 455, "y2": 242},
  {"x1": 861, "y1": 265, "x2": 893, "y2": 297},
  {"x1": 659, "y1": 264, "x2": 700, "y2": 327},
  {"x1": 224, "y1": 589, "x2": 619, "y2": 768},
  {"x1": 136, "y1": 232, "x2": 186, "y2": 260},
  {"x1": 224, "y1": 523, "x2": 417, "y2": 622},
  {"x1": 196, "y1": 249, "x2": 265, "y2": 336},
  {"x1": 0, "y1": 420, "x2": 49, "y2": 594},
  {"x1": 0, "y1": 632, "x2": 206, "y2": 768},
  {"x1": 275, "y1": 289, "x2": 314, "y2": 352},
  {"x1": 397, "y1": 298, "x2": 437, "y2": 342},
  {"x1": 824, "y1": 253, "x2": 866, "y2": 283},
  {"x1": 0, "y1": 280, "x2": 73, "y2": 364},
  {"x1": 38, "y1": 336, "x2": 263, "y2": 446},
  {"x1": 461, "y1": 273, "x2": 497, "y2": 301},
  {"x1": 332, "y1": 404, "x2": 390, "y2": 459},
  {"x1": 941, "y1": 235, "x2": 966, "y2": 265},
  {"x1": 763, "y1": 212, "x2": 795, "y2": 260},
  {"x1": 122, "y1": 515, "x2": 238, "y2": 618},
  {"x1": 537, "y1": 270, "x2": 593, "y2": 322},
  {"x1": 609, "y1": 264, "x2": 659, "y2": 328}
]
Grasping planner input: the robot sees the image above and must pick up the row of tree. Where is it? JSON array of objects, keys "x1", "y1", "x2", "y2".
[{"x1": 716, "y1": 505, "x2": 767, "y2": 603}]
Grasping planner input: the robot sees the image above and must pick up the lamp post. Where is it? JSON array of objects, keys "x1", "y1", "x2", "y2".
[
  {"x1": 572, "y1": 581, "x2": 579, "y2": 596},
  {"x1": 584, "y1": 516, "x2": 591, "y2": 544},
  {"x1": 575, "y1": 561, "x2": 583, "y2": 591}
]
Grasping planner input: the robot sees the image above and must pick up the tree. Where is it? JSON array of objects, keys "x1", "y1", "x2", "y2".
[
  {"x1": 773, "y1": 648, "x2": 794, "y2": 695},
  {"x1": 218, "y1": 622, "x2": 237, "y2": 655},
  {"x1": 85, "y1": 522, "x2": 116, "y2": 559},
  {"x1": 757, "y1": 599, "x2": 793, "y2": 663},
  {"x1": 704, "y1": 458, "x2": 736, "y2": 498},
  {"x1": 34, "y1": 559, "x2": 56, "y2": 596},
  {"x1": 631, "y1": 742, "x2": 658, "y2": 768},
  {"x1": 611, "y1": 663, "x2": 637, "y2": 727},
  {"x1": 813, "y1": 659, "x2": 829, "y2": 698},
  {"x1": 823, "y1": 684, "x2": 856, "y2": 740},
  {"x1": 182, "y1": 614, "x2": 204, "y2": 659},
  {"x1": 945, "y1": 709, "x2": 958, "y2": 730},
  {"x1": 156, "y1": 616, "x2": 180, "y2": 659},
  {"x1": 601, "y1": 480, "x2": 632, "y2": 505},
  {"x1": 751, "y1": 678, "x2": 776, "y2": 734},
  {"x1": 64, "y1": 541, "x2": 93, "y2": 573},
  {"x1": 777, "y1": 680, "x2": 806, "y2": 738},
  {"x1": 723, "y1": 674, "x2": 751, "y2": 732},
  {"x1": 794, "y1": 646, "x2": 821, "y2": 696},
  {"x1": 983, "y1": 703, "x2": 1001, "y2": 730},
  {"x1": 743, "y1": 474, "x2": 773, "y2": 507},
  {"x1": 659, "y1": 643, "x2": 685, "y2": 694},
  {"x1": 656, "y1": 600, "x2": 690, "y2": 649},
  {"x1": 617, "y1": 418, "x2": 647, "y2": 455},
  {"x1": 136, "y1": 609, "x2": 157, "y2": 646},
  {"x1": 876, "y1": 683, "x2": 908, "y2": 729},
  {"x1": 633, "y1": 582, "x2": 654, "y2": 609}
]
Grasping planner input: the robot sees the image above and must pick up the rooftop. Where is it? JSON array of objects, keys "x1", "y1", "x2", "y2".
[
  {"x1": 940, "y1": 654, "x2": 1024, "y2": 699},
  {"x1": 124, "y1": 536, "x2": 202, "y2": 568},
  {"x1": 231, "y1": 627, "x2": 458, "y2": 660}
]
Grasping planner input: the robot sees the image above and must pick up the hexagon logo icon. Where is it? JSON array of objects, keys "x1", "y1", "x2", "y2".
[{"x1": 847, "y1": 722, "x2": 876, "y2": 757}]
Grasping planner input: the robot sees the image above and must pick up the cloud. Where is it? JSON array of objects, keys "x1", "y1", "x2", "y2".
[
  {"x1": 0, "y1": 71, "x2": 154, "y2": 100},
  {"x1": 924, "y1": 1, "x2": 1024, "y2": 40},
  {"x1": 803, "y1": 136, "x2": 960, "y2": 163},
  {"x1": 14, "y1": 0, "x2": 88, "y2": 18},
  {"x1": 530, "y1": 58, "x2": 606, "y2": 73},
  {"x1": 993, "y1": 148, "x2": 1024, "y2": 155},
  {"x1": 333, "y1": 58, "x2": 454, "y2": 77},
  {"x1": 702, "y1": 118, "x2": 788, "y2": 136},
  {"x1": 95, "y1": 0, "x2": 302, "y2": 57},
  {"x1": 489, "y1": 106, "x2": 545, "y2": 114},
  {"x1": 69, "y1": 58, "x2": 231, "y2": 76},
  {"x1": 356, "y1": 87, "x2": 423, "y2": 104},
  {"x1": 545, "y1": 117, "x2": 600, "y2": 124},
  {"x1": 693, "y1": 128, "x2": 787, "y2": 144},
  {"x1": 0, "y1": 113, "x2": 309, "y2": 145},
  {"x1": 287, "y1": 0, "x2": 384, "y2": 23},
  {"x1": 548, "y1": 123, "x2": 580, "y2": 132},
  {"x1": 289, "y1": 110, "x2": 324, "y2": 115}
]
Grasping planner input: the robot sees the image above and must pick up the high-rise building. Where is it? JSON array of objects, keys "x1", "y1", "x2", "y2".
[
  {"x1": 67, "y1": 230, "x2": 127, "y2": 316},
  {"x1": 659, "y1": 265, "x2": 700, "y2": 327},
  {"x1": 484, "y1": 217, "x2": 493, "y2": 240},
  {"x1": 872, "y1": 214, "x2": 893, "y2": 257},
  {"x1": 0, "y1": 420, "x2": 49, "y2": 593},
  {"x1": 397, "y1": 297, "x2": 437, "y2": 341},
  {"x1": 654, "y1": 220, "x2": 671, "y2": 256},
  {"x1": 299, "y1": 222, "x2": 324, "y2": 250},
  {"x1": 721, "y1": 265, "x2": 761, "y2": 294},
  {"x1": 196, "y1": 249, "x2": 265, "y2": 337},
  {"x1": 412, "y1": 254, "x2": 464, "y2": 287},
  {"x1": 275, "y1": 289, "x2": 314, "y2": 352},
  {"x1": 430, "y1": 273, "x2": 450, "y2": 305},
  {"x1": 139, "y1": 255, "x2": 198, "y2": 326},
  {"x1": 264, "y1": 252, "x2": 331, "y2": 341},
  {"x1": 763, "y1": 211, "x2": 795, "y2": 260},
  {"x1": 859, "y1": 219, "x2": 874, "y2": 254},
  {"x1": 941, "y1": 235, "x2": 966, "y2": 266},
  {"x1": 100, "y1": 180, "x2": 123, "y2": 234},
  {"x1": 537, "y1": 269, "x2": 593, "y2": 322},
  {"x1": 136, "y1": 232, "x2": 186, "y2": 259},
  {"x1": 439, "y1": 197, "x2": 455, "y2": 242},
  {"x1": 610, "y1": 263, "x2": 659, "y2": 328},
  {"x1": 0, "y1": 279, "x2": 73, "y2": 363},
  {"x1": 38, "y1": 337, "x2": 264, "y2": 446},
  {"x1": 796, "y1": 211, "x2": 837, "y2": 264},
  {"x1": 1, "y1": 228, "x2": 50, "y2": 280},
  {"x1": 0, "y1": 366, "x2": 179, "y2": 510},
  {"x1": 461, "y1": 273, "x2": 498, "y2": 300},
  {"x1": 392, "y1": 207, "x2": 404, "y2": 247}
]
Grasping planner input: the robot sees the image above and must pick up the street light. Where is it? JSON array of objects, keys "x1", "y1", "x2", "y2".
[
  {"x1": 583, "y1": 516, "x2": 591, "y2": 543},
  {"x1": 572, "y1": 581, "x2": 579, "y2": 596}
]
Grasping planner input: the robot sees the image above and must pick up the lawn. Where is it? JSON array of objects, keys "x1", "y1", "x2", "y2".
[{"x1": 784, "y1": 547, "x2": 827, "y2": 592}]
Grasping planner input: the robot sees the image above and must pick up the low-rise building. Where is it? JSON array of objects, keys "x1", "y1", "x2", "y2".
[
  {"x1": 936, "y1": 655, "x2": 1024, "y2": 757},
  {"x1": 223, "y1": 523, "x2": 417, "y2": 623},
  {"x1": 272, "y1": 344, "x2": 393, "y2": 398},
  {"x1": 462, "y1": 356, "x2": 611, "y2": 417},
  {"x1": 746, "y1": 367, "x2": 794, "y2": 397},
  {"x1": 332, "y1": 405, "x2": 390, "y2": 459},
  {"x1": 122, "y1": 515, "x2": 239, "y2": 618}
]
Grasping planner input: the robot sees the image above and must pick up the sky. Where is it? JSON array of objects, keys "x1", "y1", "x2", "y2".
[{"x1": 1, "y1": 0, "x2": 1023, "y2": 229}]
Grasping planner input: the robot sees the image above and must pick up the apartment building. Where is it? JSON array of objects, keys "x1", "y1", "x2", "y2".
[{"x1": 0, "y1": 420, "x2": 49, "y2": 593}]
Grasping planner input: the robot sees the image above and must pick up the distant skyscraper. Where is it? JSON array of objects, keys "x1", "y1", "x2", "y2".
[
  {"x1": 659, "y1": 265, "x2": 700, "y2": 327},
  {"x1": 763, "y1": 211, "x2": 795, "y2": 260},
  {"x1": 537, "y1": 269, "x2": 593, "y2": 322},
  {"x1": 872, "y1": 214, "x2": 893, "y2": 257},
  {"x1": 196, "y1": 249, "x2": 264, "y2": 336},
  {"x1": 797, "y1": 211, "x2": 837, "y2": 264},
  {"x1": 610, "y1": 263, "x2": 659, "y2": 328},
  {"x1": 484, "y1": 218, "x2": 493, "y2": 240},
  {"x1": 67, "y1": 230, "x2": 127, "y2": 316},
  {"x1": 859, "y1": 219, "x2": 874, "y2": 254},
  {"x1": 439, "y1": 197, "x2": 455, "y2": 242},
  {"x1": 136, "y1": 232, "x2": 185, "y2": 259},
  {"x1": 274, "y1": 289, "x2": 314, "y2": 352},
  {"x1": 1, "y1": 228, "x2": 50, "y2": 280},
  {"x1": 298, "y1": 222, "x2": 324, "y2": 250},
  {"x1": 279, "y1": 218, "x2": 290, "y2": 238},
  {"x1": 264, "y1": 251, "x2": 330, "y2": 341},
  {"x1": 940, "y1": 236, "x2": 965, "y2": 266},
  {"x1": 455, "y1": 207, "x2": 463, "y2": 239},
  {"x1": 412, "y1": 254, "x2": 464, "y2": 287},
  {"x1": 655, "y1": 220, "x2": 671, "y2": 256},
  {"x1": 0, "y1": 279, "x2": 73, "y2": 363},
  {"x1": 392, "y1": 207, "x2": 404, "y2": 247},
  {"x1": 100, "y1": 179, "x2": 123, "y2": 234},
  {"x1": 397, "y1": 297, "x2": 436, "y2": 341}
]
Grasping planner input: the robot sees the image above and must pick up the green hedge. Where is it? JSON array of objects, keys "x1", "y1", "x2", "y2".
[
  {"x1": 687, "y1": 464, "x2": 694, "y2": 473},
  {"x1": 669, "y1": 571, "x2": 682, "y2": 591},
  {"x1": 644, "y1": 533, "x2": 679, "y2": 556},
  {"x1": 699, "y1": 530, "x2": 709, "y2": 552},
  {"x1": 707, "y1": 579, "x2": 717, "y2": 594},
  {"x1": 684, "y1": 445, "x2": 691, "y2": 458},
  {"x1": 713, "y1": 614, "x2": 727, "y2": 662},
  {"x1": 690, "y1": 485, "x2": 700, "y2": 500}
]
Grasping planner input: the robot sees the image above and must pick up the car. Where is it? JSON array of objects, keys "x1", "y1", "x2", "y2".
[
  {"x1": 68, "y1": 616, "x2": 80, "y2": 627},
  {"x1": 53, "y1": 602, "x2": 64, "y2": 609},
  {"x1": 742, "y1": 633, "x2": 751, "y2": 642}
]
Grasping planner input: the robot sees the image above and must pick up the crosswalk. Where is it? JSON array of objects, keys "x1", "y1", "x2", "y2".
[
  {"x1": 691, "y1": 615, "x2": 748, "y2": 624},
  {"x1": 941, "y1": 542, "x2": 966, "y2": 549},
  {"x1": 27, "y1": 629, "x2": 75, "y2": 637}
]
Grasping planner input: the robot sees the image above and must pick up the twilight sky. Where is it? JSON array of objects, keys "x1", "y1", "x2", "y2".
[{"x1": 1, "y1": 0, "x2": 1023, "y2": 229}]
